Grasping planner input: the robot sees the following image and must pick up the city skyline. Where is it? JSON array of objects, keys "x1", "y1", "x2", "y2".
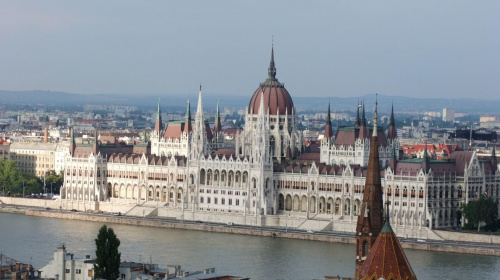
[{"x1": 1, "y1": 1, "x2": 498, "y2": 100}]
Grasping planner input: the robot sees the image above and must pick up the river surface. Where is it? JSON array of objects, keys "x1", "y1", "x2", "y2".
[{"x1": 0, "y1": 212, "x2": 499, "y2": 280}]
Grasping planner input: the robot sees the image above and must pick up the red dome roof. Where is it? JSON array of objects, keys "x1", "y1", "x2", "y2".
[{"x1": 247, "y1": 48, "x2": 294, "y2": 115}]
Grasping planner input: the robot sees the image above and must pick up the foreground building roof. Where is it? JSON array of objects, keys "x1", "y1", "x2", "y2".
[{"x1": 356, "y1": 221, "x2": 417, "y2": 280}]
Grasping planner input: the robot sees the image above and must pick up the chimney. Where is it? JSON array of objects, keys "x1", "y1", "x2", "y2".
[{"x1": 44, "y1": 128, "x2": 48, "y2": 143}]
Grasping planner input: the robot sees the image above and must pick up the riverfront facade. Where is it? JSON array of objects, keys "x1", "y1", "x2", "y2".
[{"x1": 61, "y1": 49, "x2": 500, "y2": 237}]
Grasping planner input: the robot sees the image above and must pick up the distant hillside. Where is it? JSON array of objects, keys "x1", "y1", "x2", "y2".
[{"x1": 0, "y1": 90, "x2": 498, "y2": 114}]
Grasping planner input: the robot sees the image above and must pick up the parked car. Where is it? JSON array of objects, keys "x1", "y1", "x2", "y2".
[
  {"x1": 416, "y1": 239, "x2": 426, "y2": 243},
  {"x1": 112, "y1": 212, "x2": 121, "y2": 216},
  {"x1": 195, "y1": 220, "x2": 203, "y2": 223},
  {"x1": 70, "y1": 209, "x2": 78, "y2": 212},
  {"x1": 306, "y1": 229, "x2": 314, "y2": 233},
  {"x1": 45, "y1": 207, "x2": 51, "y2": 210},
  {"x1": 226, "y1": 222, "x2": 234, "y2": 226}
]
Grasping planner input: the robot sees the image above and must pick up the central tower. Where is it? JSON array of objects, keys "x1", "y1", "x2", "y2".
[{"x1": 236, "y1": 46, "x2": 303, "y2": 162}]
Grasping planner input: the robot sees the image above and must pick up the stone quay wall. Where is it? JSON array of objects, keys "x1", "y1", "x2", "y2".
[{"x1": 1, "y1": 206, "x2": 499, "y2": 257}]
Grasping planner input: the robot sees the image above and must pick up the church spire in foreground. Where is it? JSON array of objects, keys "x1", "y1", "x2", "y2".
[{"x1": 355, "y1": 100, "x2": 384, "y2": 274}]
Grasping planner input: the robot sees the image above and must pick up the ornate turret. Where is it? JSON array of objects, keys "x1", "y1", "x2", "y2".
[
  {"x1": 154, "y1": 99, "x2": 163, "y2": 136},
  {"x1": 355, "y1": 101, "x2": 384, "y2": 274},
  {"x1": 422, "y1": 142, "x2": 430, "y2": 173},
  {"x1": 390, "y1": 142, "x2": 397, "y2": 171},
  {"x1": 358, "y1": 103, "x2": 368, "y2": 140},
  {"x1": 184, "y1": 98, "x2": 192, "y2": 133},
  {"x1": 214, "y1": 100, "x2": 222, "y2": 133},
  {"x1": 356, "y1": 204, "x2": 417, "y2": 280},
  {"x1": 355, "y1": 102, "x2": 361, "y2": 127},
  {"x1": 324, "y1": 101, "x2": 333, "y2": 139},
  {"x1": 92, "y1": 130, "x2": 99, "y2": 155},
  {"x1": 192, "y1": 86, "x2": 208, "y2": 156},
  {"x1": 387, "y1": 103, "x2": 397, "y2": 141}
]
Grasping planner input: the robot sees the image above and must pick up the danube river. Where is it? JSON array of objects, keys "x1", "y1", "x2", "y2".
[{"x1": 1, "y1": 212, "x2": 499, "y2": 280}]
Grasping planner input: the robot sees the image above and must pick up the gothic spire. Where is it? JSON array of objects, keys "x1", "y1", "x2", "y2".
[
  {"x1": 214, "y1": 100, "x2": 222, "y2": 133},
  {"x1": 355, "y1": 100, "x2": 384, "y2": 274},
  {"x1": 361, "y1": 103, "x2": 366, "y2": 126},
  {"x1": 355, "y1": 101, "x2": 361, "y2": 127},
  {"x1": 184, "y1": 98, "x2": 192, "y2": 133},
  {"x1": 373, "y1": 99, "x2": 378, "y2": 137},
  {"x1": 390, "y1": 103, "x2": 395, "y2": 125},
  {"x1": 185, "y1": 98, "x2": 191, "y2": 120},
  {"x1": 268, "y1": 46, "x2": 277, "y2": 81},
  {"x1": 154, "y1": 99, "x2": 163, "y2": 135},
  {"x1": 196, "y1": 86, "x2": 203, "y2": 118},
  {"x1": 324, "y1": 101, "x2": 333, "y2": 139},
  {"x1": 387, "y1": 103, "x2": 397, "y2": 141}
]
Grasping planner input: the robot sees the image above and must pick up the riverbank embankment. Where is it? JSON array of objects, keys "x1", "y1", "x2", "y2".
[{"x1": 1, "y1": 205, "x2": 499, "y2": 257}]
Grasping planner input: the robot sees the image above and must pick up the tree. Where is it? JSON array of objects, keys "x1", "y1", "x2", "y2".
[
  {"x1": 0, "y1": 159, "x2": 42, "y2": 196},
  {"x1": 94, "y1": 225, "x2": 121, "y2": 280},
  {"x1": 461, "y1": 195, "x2": 499, "y2": 232}
]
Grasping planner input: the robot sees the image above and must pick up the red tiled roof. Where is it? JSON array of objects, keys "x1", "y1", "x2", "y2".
[
  {"x1": 248, "y1": 79, "x2": 294, "y2": 115},
  {"x1": 357, "y1": 221, "x2": 416, "y2": 280}
]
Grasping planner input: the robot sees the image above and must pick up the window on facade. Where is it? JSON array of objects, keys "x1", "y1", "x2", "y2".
[
  {"x1": 88, "y1": 270, "x2": 93, "y2": 277},
  {"x1": 363, "y1": 241, "x2": 368, "y2": 257},
  {"x1": 76, "y1": 269, "x2": 81, "y2": 274}
]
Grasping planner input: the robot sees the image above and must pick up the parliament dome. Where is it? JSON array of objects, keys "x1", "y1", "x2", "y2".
[{"x1": 248, "y1": 48, "x2": 294, "y2": 115}]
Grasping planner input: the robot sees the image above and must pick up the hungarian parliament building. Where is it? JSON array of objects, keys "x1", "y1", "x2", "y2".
[{"x1": 61, "y1": 49, "x2": 499, "y2": 237}]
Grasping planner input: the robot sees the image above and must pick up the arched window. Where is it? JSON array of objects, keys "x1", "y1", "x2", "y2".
[{"x1": 363, "y1": 241, "x2": 368, "y2": 257}]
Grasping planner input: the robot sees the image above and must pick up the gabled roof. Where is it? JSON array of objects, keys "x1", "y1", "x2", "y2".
[{"x1": 449, "y1": 151, "x2": 473, "y2": 176}]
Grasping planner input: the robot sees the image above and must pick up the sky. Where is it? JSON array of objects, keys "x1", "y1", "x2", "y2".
[{"x1": 0, "y1": 1, "x2": 499, "y2": 100}]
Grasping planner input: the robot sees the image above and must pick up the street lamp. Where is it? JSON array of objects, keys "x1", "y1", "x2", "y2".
[
  {"x1": 23, "y1": 181, "x2": 25, "y2": 198},
  {"x1": 50, "y1": 183, "x2": 53, "y2": 196}
]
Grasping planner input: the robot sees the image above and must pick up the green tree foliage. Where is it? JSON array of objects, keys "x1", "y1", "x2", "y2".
[
  {"x1": 94, "y1": 225, "x2": 121, "y2": 280},
  {"x1": 45, "y1": 173, "x2": 64, "y2": 194},
  {"x1": 0, "y1": 159, "x2": 43, "y2": 196},
  {"x1": 461, "y1": 195, "x2": 499, "y2": 232}
]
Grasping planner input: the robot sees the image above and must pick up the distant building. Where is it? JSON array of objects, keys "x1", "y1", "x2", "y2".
[
  {"x1": 442, "y1": 107, "x2": 455, "y2": 122},
  {"x1": 61, "y1": 48, "x2": 500, "y2": 238},
  {"x1": 0, "y1": 137, "x2": 10, "y2": 160},
  {"x1": 0, "y1": 253, "x2": 36, "y2": 280},
  {"x1": 10, "y1": 142, "x2": 57, "y2": 177}
]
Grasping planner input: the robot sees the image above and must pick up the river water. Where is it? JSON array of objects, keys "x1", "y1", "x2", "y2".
[{"x1": 0, "y1": 212, "x2": 499, "y2": 280}]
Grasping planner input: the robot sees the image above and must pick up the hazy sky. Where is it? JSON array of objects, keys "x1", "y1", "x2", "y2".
[{"x1": 0, "y1": 1, "x2": 498, "y2": 99}]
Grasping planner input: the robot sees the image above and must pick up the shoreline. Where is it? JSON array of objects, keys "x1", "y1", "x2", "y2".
[{"x1": 1, "y1": 205, "x2": 499, "y2": 257}]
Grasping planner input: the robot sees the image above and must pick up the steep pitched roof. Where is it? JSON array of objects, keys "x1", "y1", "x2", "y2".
[{"x1": 356, "y1": 221, "x2": 417, "y2": 280}]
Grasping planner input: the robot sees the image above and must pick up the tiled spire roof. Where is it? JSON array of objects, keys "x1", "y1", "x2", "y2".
[
  {"x1": 355, "y1": 100, "x2": 384, "y2": 274},
  {"x1": 356, "y1": 220, "x2": 417, "y2": 280}
]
